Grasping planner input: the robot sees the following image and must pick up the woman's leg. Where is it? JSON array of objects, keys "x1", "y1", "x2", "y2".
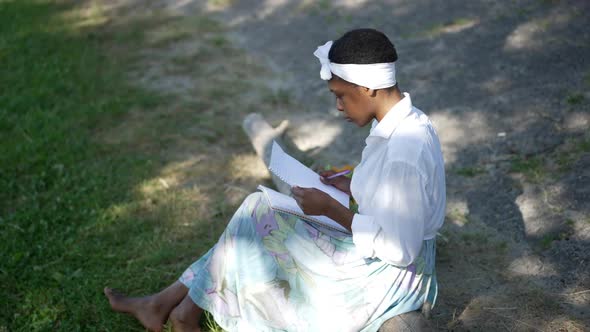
[
  {"x1": 169, "y1": 294, "x2": 204, "y2": 332},
  {"x1": 104, "y1": 280, "x2": 188, "y2": 332}
]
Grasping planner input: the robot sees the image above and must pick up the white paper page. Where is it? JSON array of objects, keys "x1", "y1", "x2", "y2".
[
  {"x1": 268, "y1": 141, "x2": 349, "y2": 208},
  {"x1": 257, "y1": 185, "x2": 349, "y2": 233}
]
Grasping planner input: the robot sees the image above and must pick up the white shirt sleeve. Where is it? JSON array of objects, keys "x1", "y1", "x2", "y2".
[{"x1": 351, "y1": 161, "x2": 428, "y2": 267}]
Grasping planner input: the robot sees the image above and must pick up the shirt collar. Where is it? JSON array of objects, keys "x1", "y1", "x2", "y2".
[{"x1": 369, "y1": 92, "x2": 413, "y2": 139}]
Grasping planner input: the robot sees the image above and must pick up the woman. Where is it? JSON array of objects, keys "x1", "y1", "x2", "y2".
[{"x1": 105, "y1": 28, "x2": 446, "y2": 332}]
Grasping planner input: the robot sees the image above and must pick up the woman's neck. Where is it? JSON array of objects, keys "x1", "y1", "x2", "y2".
[{"x1": 374, "y1": 86, "x2": 403, "y2": 122}]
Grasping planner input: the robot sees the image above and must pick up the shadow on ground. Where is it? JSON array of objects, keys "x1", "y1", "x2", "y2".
[{"x1": 160, "y1": 0, "x2": 590, "y2": 329}]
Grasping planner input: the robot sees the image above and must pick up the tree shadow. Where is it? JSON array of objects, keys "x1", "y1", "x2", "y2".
[{"x1": 186, "y1": 0, "x2": 590, "y2": 329}]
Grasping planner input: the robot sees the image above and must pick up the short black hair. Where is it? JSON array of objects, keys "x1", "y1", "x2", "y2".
[{"x1": 328, "y1": 28, "x2": 398, "y2": 64}]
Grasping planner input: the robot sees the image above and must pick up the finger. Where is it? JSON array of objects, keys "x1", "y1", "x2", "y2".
[
  {"x1": 320, "y1": 177, "x2": 336, "y2": 186},
  {"x1": 291, "y1": 187, "x2": 305, "y2": 200},
  {"x1": 294, "y1": 186, "x2": 312, "y2": 193}
]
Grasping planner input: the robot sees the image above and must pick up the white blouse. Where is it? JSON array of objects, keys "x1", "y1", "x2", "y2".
[{"x1": 350, "y1": 92, "x2": 446, "y2": 267}]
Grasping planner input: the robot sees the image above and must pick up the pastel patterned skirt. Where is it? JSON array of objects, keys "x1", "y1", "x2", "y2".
[{"x1": 179, "y1": 192, "x2": 437, "y2": 332}]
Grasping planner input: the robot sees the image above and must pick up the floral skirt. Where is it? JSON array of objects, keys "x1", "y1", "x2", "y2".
[{"x1": 179, "y1": 192, "x2": 437, "y2": 332}]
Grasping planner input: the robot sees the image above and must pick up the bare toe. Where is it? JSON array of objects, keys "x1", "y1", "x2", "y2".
[
  {"x1": 104, "y1": 287, "x2": 130, "y2": 313},
  {"x1": 103, "y1": 287, "x2": 166, "y2": 332}
]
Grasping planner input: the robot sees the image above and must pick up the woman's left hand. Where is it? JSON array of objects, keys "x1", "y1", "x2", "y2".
[{"x1": 291, "y1": 186, "x2": 333, "y2": 216}]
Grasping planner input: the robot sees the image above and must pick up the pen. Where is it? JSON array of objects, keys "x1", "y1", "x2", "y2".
[{"x1": 324, "y1": 169, "x2": 351, "y2": 179}]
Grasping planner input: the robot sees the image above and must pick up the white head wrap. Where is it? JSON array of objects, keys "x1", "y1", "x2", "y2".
[{"x1": 313, "y1": 40, "x2": 397, "y2": 89}]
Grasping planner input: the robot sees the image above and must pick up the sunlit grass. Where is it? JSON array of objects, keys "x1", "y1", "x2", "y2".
[{"x1": 0, "y1": 0, "x2": 278, "y2": 330}]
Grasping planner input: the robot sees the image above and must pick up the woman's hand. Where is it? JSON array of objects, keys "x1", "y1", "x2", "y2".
[
  {"x1": 291, "y1": 186, "x2": 354, "y2": 232},
  {"x1": 291, "y1": 186, "x2": 334, "y2": 216},
  {"x1": 319, "y1": 170, "x2": 352, "y2": 195}
]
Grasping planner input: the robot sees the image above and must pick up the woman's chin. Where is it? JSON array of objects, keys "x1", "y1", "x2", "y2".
[
  {"x1": 345, "y1": 117, "x2": 370, "y2": 127},
  {"x1": 344, "y1": 116, "x2": 367, "y2": 127}
]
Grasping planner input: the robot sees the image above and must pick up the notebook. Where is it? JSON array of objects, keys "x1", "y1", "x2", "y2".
[
  {"x1": 257, "y1": 141, "x2": 351, "y2": 234},
  {"x1": 268, "y1": 141, "x2": 350, "y2": 207}
]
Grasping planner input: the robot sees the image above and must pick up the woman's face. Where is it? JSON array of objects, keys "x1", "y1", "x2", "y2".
[{"x1": 327, "y1": 76, "x2": 375, "y2": 127}]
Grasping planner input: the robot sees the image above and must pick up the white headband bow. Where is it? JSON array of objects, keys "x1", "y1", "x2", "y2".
[{"x1": 313, "y1": 40, "x2": 397, "y2": 90}]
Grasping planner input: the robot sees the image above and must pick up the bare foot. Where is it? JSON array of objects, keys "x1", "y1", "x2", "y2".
[{"x1": 104, "y1": 287, "x2": 168, "y2": 332}]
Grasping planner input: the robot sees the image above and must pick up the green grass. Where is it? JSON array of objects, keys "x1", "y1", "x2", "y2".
[
  {"x1": 454, "y1": 167, "x2": 485, "y2": 177},
  {"x1": 555, "y1": 136, "x2": 590, "y2": 171},
  {"x1": 539, "y1": 234, "x2": 555, "y2": 250},
  {"x1": 576, "y1": 138, "x2": 590, "y2": 152},
  {"x1": 0, "y1": 1, "x2": 226, "y2": 330},
  {"x1": 446, "y1": 208, "x2": 469, "y2": 225},
  {"x1": 565, "y1": 93, "x2": 584, "y2": 105},
  {"x1": 461, "y1": 232, "x2": 489, "y2": 246},
  {"x1": 510, "y1": 156, "x2": 545, "y2": 182},
  {"x1": 496, "y1": 240, "x2": 508, "y2": 253},
  {"x1": 538, "y1": 228, "x2": 573, "y2": 250}
]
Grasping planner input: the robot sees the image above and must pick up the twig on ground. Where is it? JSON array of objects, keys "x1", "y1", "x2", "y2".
[
  {"x1": 223, "y1": 184, "x2": 250, "y2": 194},
  {"x1": 561, "y1": 289, "x2": 590, "y2": 296}
]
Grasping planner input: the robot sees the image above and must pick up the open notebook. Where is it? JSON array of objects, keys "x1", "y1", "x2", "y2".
[{"x1": 257, "y1": 141, "x2": 351, "y2": 234}]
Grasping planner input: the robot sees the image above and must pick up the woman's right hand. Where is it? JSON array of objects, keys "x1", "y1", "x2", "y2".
[{"x1": 319, "y1": 170, "x2": 352, "y2": 195}]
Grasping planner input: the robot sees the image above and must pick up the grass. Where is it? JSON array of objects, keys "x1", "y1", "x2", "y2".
[
  {"x1": 496, "y1": 240, "x2": 509, "y2": 253},
  {"x1": 555, "y1": 136, "x2": 590, "y2": 172},
  {"x1": 208, "y1": 0, "x2": 235, "y2": 9},
  {"x1": 565, "y1": 93, "x2": 584, "y2": 105},
  {"x1": 455, "y1": 166, "x2": 485, "y2": 177},
  {"x1": 461, "y1": 232, "x2": 489, "y2": 246},
  {"x1": 0, "y1": 2, "x2": 166, "y2": 330},
  {"x1": 538, "y1": 228, "x2": 573, "y2": 250},
  {"x1": 447, "y1": 208, "x2": 470, "y2": 226},
  {"x1": 0, "y1": 1, "x2": 276, "y2": 330},
  {"x1": 539, "y1": 234, "x2": 556, "y2": 250},
  {"x1": 263, "y1": 88, "x2": 292, "y2": 107},
  {"x1": 510, "y1": 156, "x2": 545, "y2": 182}
]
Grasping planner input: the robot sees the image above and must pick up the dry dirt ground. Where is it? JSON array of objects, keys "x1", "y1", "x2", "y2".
[{"x1": 99, "y1": 0, "x2": 589, "y2": 330}]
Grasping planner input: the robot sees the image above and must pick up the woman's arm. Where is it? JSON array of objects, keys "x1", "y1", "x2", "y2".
[
  {"x1": 324, "y1": 197, "x2": 354, "y2": 231},
  {"x1": 349, "y1": 163, "x2": 428, "y2": 266}
]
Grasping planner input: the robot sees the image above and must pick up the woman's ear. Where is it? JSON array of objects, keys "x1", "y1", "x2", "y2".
[{"x1": 358, "y1": 86, "x2": 376, "y2": 97}]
